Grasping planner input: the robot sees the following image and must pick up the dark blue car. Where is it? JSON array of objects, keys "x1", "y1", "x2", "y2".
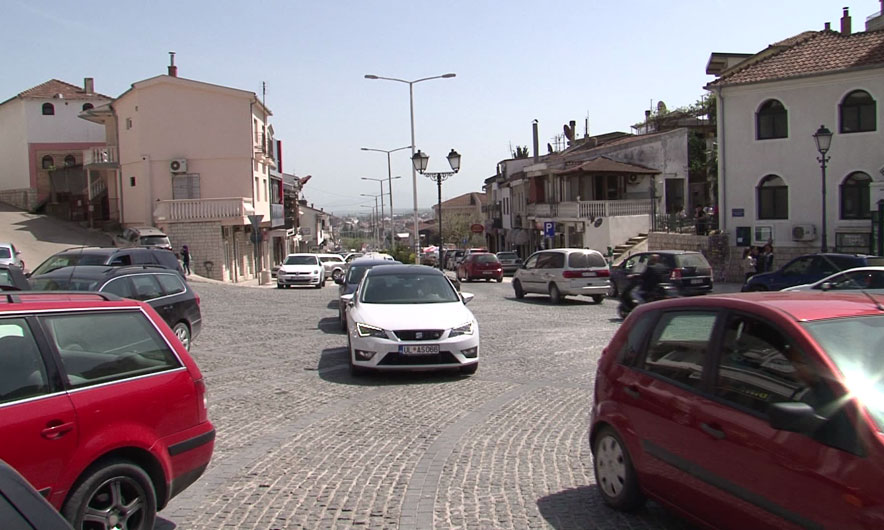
[{"x1": 742, "y1": 252, "x2": 884, "y2": 291}]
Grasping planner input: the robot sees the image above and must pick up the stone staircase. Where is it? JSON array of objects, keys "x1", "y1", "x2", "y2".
[{"x1": 610, "y1": 233, "x2": 648, "y2": 264}]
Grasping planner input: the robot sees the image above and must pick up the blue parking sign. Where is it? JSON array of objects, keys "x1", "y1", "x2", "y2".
[{"x1": 543, "y1": 221, "x2": 555, "y2": 237}]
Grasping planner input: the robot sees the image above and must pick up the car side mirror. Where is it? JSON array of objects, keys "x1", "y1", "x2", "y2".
[
  {"x1": 767, "y1": 402, "x2": 826, "y2": 434},
  {"x1": 461, "y1": 292, "x2": 475, "y2": 305}
]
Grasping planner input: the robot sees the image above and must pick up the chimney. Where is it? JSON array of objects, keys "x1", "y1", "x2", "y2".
[
  {"x1": 168, "y1": 51, "x2": 178, "y2": 77},
  {"x1": 825, "y1": 22, "x2": 831, "y2": 30},
  {"x1": 532, "y1": 119, "x2": 539, "y2": 162},
  {"x1": 83, "y1": 78, "x2": 94, "y2": 94},
  {"x1": 841, "y1": 7, "x2": 852, "y2": 35},
  {"x1": 569, "y1": 120, "x2": 576, "y2": 146}
]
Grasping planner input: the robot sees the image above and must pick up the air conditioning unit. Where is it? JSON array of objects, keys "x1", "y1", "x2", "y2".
[
  {"x1": 791, "y1": 224, "x2": 817, "y2": 241},
  {"x1": 170, "y1": 159, "x2": 187, "y2": 173}
]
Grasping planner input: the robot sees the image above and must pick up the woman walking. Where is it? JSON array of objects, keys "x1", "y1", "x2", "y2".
[{"x1": 181, "y1": 245, "x2": 192, "y2": 275}]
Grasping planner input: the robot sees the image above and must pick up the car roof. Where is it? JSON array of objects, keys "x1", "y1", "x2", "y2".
[
  {"x1": 364, "y1": 264, "x2": 445, "y2": 277},
  {"x1": 639, "y1": 291, "x2": 884, "y2": 322},
  {"x1": 0, "y1": 291, "x2": 142, "y2": 312},
  {"x1": 56, "y1": 246, "x2": 164, "y2": 256},
  {"x1": 128, "y1": 226, "x2": 166, "y2": 234},
  {"x1": 349, "y1": 259, "x2": 401, "y2": 266},
  {"x1": 33, "y1": 265, "x2": 175, "y2": 280}
]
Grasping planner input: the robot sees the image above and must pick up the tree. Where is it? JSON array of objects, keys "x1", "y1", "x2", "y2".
[
  {"x1": 512, "y1": 145, "x2": 530, "y2": 159},
  {"x1": 442, "y1": 212, "x2": 484, "y2": 248}
]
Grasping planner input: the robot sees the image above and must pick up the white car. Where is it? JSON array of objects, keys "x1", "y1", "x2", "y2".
[
  {"x1": 0, "y1": 243, "x2": 24, "y2": 270},
  {"x1": 781, "y1": 266, "x2": 884, "y2": 294},
  {"x1": 276, "y1": 253, "x2": 325, "y2": 289},
  {"x1": 318, "y1": 253, "x2": 346, "y2": 281},
  {"x1": 343, "y1": 265, "x2": 479, "y2": 376}
]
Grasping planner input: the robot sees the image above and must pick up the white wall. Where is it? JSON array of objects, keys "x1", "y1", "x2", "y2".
[
  {"x1": 0, "y1": 101, "x2": 28, "y2": 189},
  {"x1": 24, "y1": 99, "x2": 108, "y2": 143}
]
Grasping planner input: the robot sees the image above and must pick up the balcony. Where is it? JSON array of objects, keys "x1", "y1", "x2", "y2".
[
  {"x1": 527, "y1": 199, "x2": 653, "y2": 220},
  {"x1": 154, "y1": 197, "x2": 255, "y2": 224},
  {"x1": 83, "y1": 146, "x2": 119, "y2": 168}
]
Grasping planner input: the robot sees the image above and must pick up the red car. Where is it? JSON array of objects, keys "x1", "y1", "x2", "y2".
[
  {"x1": 591, "y1": 291, "x2": 884, "y2": 529},
  {"x1": 0, "y1": 292, "x2": 214, "y2": 529},
  {"x1": 456, "y1": 253, "x2": 503, "y2": 282}
]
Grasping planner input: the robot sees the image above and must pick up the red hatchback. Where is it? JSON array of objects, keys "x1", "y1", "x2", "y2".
[
  {"x1": 590, "y1": 291, "x2": 884, "y2": 529},
  {"x1": 0, "y1": 292, "x2": 214, "y2": 529},
  {"x1": 456, "y1": 253, "x2": 503, "y2": 283}
]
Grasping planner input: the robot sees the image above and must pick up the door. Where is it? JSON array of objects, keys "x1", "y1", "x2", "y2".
[{"x1": 519, "y1": 253, "x2": 542, "y2": 293}]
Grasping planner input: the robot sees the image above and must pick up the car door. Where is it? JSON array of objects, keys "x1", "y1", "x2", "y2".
[
  {"x1": 127, "y1": 274, "x2": 172, "y2": 324},
  {"x1": 688, "y1": 312, "x2": 871, "y2": 529},
  {"x1": 519, "y1": 253, "x2": 542, "y2": 292},
  {"x1": 0, "y1": 317, "x2": 78, "y2": 499},
  {"x1": 154, "y1": 273, "x2": 193, "y2": 328}
]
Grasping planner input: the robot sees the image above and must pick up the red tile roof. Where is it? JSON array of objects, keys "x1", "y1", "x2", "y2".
[
  {"x1": 552, "y1": 156, "x2": 660, "y2": 176},
  {"x1": 440, "y1": 192, "x2": 487, "y2": 208},
  {"x1": 15, "y1": 79, "x2": 111, "y2": 100},
  {"x1": 708, "y1": 30, "x2": 884, "y2": 88}
]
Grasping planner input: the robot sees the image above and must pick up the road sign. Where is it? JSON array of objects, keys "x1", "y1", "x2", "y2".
[
  {"x1": 470, "y1": 223, "x2": 484, "y2": 233},
  {"x1": 543, "y1": 221, "x2": 555, "y2": 237},
  {"x1": 247, "y1": 214, "x2": 263, "y2": 227}
]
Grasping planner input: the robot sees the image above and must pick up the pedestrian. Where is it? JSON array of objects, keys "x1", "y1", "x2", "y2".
[
  {"x1": 181, "y1": 245, "x2": 191, "y2": 275},
  {"x1": 760, "y1": 243, "x2": 774, "y2": 273},
  {"x1": 742, "y1": 247, "x2": 757, "y2": 281},
  {"x1": 694, "y1": 205, "x2": 707, "y2": 236}
]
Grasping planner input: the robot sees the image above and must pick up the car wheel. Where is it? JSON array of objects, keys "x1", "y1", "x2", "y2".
[
  {"x1": 591, "y1": 295, "x2": 604, "y2": 304},
  {"x1": 332, "y1": 269, "x2": 344, "y2": 281},
  {"x1": 316, "y1": 277, "x2": 324, "y2": 289},
  {"x1": 593, "y1": 426, "x2": 645, "y2": 512},
  {"x1": 277, "y1": 283, "x2": 283, "y2": 289},
  {"x1": 172, "y1": 322, "x2": 191, "y2": 351},
  {"x1": 549, "y1": 283, "x2": 562, "y2": 304},
  {"x1": 496, "y1": 277, "x2": 503, "y2": 283},
  {"x1": 62, "y1": 459, "x2": 157, "y2": 530},
  {"x1": 460, "y1": 363, "x2": 478, "y2": 375},
  {"x1": 339, "y1": 310, "x2": 347, "y2": 332},
  {"x1": 513, "y1": 279, "x2": 525, "y2": 299}
]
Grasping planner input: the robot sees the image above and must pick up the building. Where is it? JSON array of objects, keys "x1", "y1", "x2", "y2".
[
  {"x1": 705, "y1": 6, "x2": 884, "y2": 264},
  {"x1": 295, "y1": 202, "x2": 334, "y2": 252},
  {"x1": 80, "y1": 58, "x2": 275, "y2": 282},
  {"x1": 0, "y1": 78, "x2": 111, "y2": 213}
]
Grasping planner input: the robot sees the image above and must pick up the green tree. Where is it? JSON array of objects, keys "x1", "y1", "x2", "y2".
[{"x1": 512, "y1": 145, "x2": 530, "y2": 159}]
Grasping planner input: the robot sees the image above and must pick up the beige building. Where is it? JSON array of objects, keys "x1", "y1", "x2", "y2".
[{"x1": 81, "y1": 61, "x2": 274, "y2": 282}]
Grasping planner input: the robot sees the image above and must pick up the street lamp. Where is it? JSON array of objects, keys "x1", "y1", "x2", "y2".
[
  {"x1": 364, "y1": 73, "x2": 456, "y2": 263},
  {"x1": 412, "y1": 148, "x2": 461, "y2": 270},
  {"x1": 361, "y1": 193, "x2": 382, "y2": 248},
  {"x1": 813, "y1": 124, "x2": 833, "y2": 252},
  {"x1": 360, "y1": 203, "x2": 378, "y2": 248},
  {"x1": 362, "y1": 175, "x2": 401, "y2": 250},
  {"x1": 361, "y1": 145, "x2": 412, "y2": 249}
]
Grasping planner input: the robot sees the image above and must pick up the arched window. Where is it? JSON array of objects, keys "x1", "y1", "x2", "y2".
[
  {"x1": 64, "y1": 155, "x2": 76, "y2": 167},
  {"x1": 41, "y1": 155, "x2": 54, "y2": 169},
  {"x1": 42, "y1": 103, "x2": 55, "y2": 116},
  {"x1": 756, "y1": 99, "x2": 788, "y2": 139},
  {"x1": 840, "y1": 90, "x2": 876, "y2": 133},
  {"x1": 757, "y1": 174, "x2": 788, "y2": 219},
  {"x1": 840, "y1": 172, "x2": 871, "y2": 219},
  {"x1": 82, "y1": 103, "x2": 94, "y2": 111}
]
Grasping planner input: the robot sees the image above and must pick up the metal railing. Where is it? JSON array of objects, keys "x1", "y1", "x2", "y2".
[{"x1": 82, "y1": 146, "x2": 119, "y2": 167}]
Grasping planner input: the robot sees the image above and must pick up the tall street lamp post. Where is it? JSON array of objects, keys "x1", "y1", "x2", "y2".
[
  {"x1": 361, "y1": 193, "x2": 382, "y2": 248},
  {"x1": 412, "y1": 149, "x2": 461, "y2": 270},
  {"x1": 360, "y1": 203, "x2": 378, "y2": 248},
  {"x1": 813, "y1": 125, "x2": 833, "y2": 253},
  {"x1": 362, "y1": 175, "x2": 401, "y2": 250},
  {"x1": 364, "y1": 73, "x2": 456, "y2": 263},
  {"x1": 361, "y1": 146, "x2": 412, "y2": 249}
]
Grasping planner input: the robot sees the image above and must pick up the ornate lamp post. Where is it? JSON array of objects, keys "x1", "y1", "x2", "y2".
[
  {"x1": 361, "y1": 146, "x2": 411, "y2": 249},
  {"x1": 412, "y1": 149, "x2": 461, "y2": 269},
  {"x1": 813, "y1": 125, "x2": 833, "y2": 252}
]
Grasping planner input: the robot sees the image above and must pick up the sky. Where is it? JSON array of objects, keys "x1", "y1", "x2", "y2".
[{"x1": 2, "y1": 1, "x2": 870, "y2": 216}]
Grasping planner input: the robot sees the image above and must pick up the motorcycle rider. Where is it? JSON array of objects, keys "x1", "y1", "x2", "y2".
[{"x1": 634, "y1": 253, "x2": 670, "y2": 304}]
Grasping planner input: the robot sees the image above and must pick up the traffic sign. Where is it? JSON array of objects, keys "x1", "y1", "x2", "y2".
[{"x1": 543, "y1": 221, "x2": 555, "y2": 237}]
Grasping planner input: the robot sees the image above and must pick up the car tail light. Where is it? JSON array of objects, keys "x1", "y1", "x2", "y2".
[
  {"x1": 596, "y1": 269, "x2": 610, "y2": 277},
  {"x1": 563, "y1": 269, "x2": 609, "y2": 278},
  {"x1": 670, "y1": 268, "x2": 683, "y2": 280},
  {"x1": 194, "y1": 378, "x2": 209, "y2": 423},
  {"x1": 563, "y1": 270, "x2": 582, "y2": 279},
  {"x1": 195, "y1": 293, "x2": 201, "y2": 307}
]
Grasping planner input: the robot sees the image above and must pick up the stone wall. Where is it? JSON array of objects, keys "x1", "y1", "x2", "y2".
[
  {"x1": 163, "y1": 221, "x2": 226, "y2": 281},
  {"x1": 0, "y1": 189, "x2": 37, "y2": 211}
]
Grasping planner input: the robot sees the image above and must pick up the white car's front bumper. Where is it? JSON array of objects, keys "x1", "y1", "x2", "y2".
[{"x1": 349, "y1": 327, "x2": 479, "y2": 372}]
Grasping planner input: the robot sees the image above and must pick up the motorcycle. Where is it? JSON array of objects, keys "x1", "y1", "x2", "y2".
[{"x1": 617, "y1": 274, "x2": 678, "y2": 319}]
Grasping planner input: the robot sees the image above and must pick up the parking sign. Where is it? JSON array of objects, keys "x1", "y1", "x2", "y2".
[{"x1": 543, "y1": 221, "x2": 555, "y2": 237}]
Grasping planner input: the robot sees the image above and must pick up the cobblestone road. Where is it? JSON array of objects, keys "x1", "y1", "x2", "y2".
[{"x1": 155, "y1": 278, "x2": 694, "y2": 530}]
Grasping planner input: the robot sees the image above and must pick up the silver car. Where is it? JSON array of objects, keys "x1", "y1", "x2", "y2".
[
  {"x1": 512, "y1": 248, "x2": 611, "y2": 304},
  {"x1": 0, "y1": 243, "x2": 24, "y2": 270},
  {"x1": 496, "y1": 251, "x2": 522, "y2": 274}
]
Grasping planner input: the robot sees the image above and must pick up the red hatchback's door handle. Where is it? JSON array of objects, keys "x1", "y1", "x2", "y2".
[
  {"x1": 624, "y1": 386, "x2": 640, "y2": 399},
  {"x1": 41, "y1": 421, "x2": 74, "y2": 440},
  {"x1": 700, "y1": 422, "x2": 725, "y2": 440}
]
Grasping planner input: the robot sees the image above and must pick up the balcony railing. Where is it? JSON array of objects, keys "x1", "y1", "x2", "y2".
[
  {"x1": 527, "y1": 199, "x2": 653, "y2": 219},
  {"x1": 154, "y1": 197, "x2": 255, "y2": 223},
  {"x1": 82, "y1": 146, "x2": 119, "y2": 167}
]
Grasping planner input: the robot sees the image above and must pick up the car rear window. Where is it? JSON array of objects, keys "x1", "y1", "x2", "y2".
[
  {"x1": 31, "y1": 277, "x2": 101, "y2": 291},
  {"x1": 32, "y1": 254, "x2": 109, "y2": 275},
  {"x1": 0, "y1": 249, "x2": 10, "y2": 259},
  {"x1": 141, "y1": 236, "x2": 171, "y2": 247},
  {"x1": 864, "y1": 257, "x2": 884, "y2": 267},
  {"x1": 497, "y1": 252, "x2": 517, "y2": 259},
  {"x1": 674, "y1": 253, "x2": 711, "y2": 269},
  {"x1": 475, "y1": 254, "x2": 499, "y2": 263},
  {"x1": 569, "y1": 252, "x2": 606, "y2": 268}
]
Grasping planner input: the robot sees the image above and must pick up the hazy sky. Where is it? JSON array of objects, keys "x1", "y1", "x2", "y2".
[{"x1": 2, "y1": 1, "x2": 868, "y2": 214}]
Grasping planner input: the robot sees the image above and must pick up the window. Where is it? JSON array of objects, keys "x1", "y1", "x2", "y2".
[
  {"x1": 82, "y1": 103, "x2": 94, "y2": 111},
  {"x1": 569, "y1": 251, "x2": 607, "y2": 268},
  {"x1": 0, "y1": 318, "x2": 49, "y2": 404},
  {"x1": 129, "y1": 275, "x2": 164, "y2": 301},
  {"x1": 64, "y1": 155, "x2": 76, "y2": 167},
  {"x1": 643, "y1": 311, "x2": 715, "y2": 389},
  {"x1": 42, "y1": 103, "x2": 54, "y2": 116},
  {"x1": 41, "y1": 311, "x2": 180, "y2": 388},
  {"x1": 840, "y1": 90, "x2": 876, "y2": 133},
  {"x1": 756, "y1": 99, "x2": 788, "y2": 139},
  {"x1": 41, "y1": 155, "x2": 54, "y2": 170},
  {"x1": 840, "y1": 172, "x2": 871, "y2": 219},
  {"x1": 537, "y1": 252, "x2": 564, "y2": 269},
  {"x1": 102, "y1": 277, "x2": 135, "y2": 298},
  {"x1": 125, "y1": 118, "x2": 133, "y2": 130},
  {"x1": 172, "y1": 175, "x2": 200, "y2": 200},
  {"x1": 155, "y1": 274, "x2": 186, "y2": 295},
  {"x1": 757, "y1": 175, "x2": 788, "y2": 220}
]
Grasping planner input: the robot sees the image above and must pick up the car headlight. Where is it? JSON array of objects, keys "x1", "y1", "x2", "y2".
[
  {"x1": 449, "y1": 321, "x2": 475, "y2": 337},
  {"x1": 356, "y1": 322, "x2": 386, "y2": 338}
]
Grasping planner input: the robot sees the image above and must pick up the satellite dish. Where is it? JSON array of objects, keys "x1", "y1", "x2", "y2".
[
  {"x1": 657, "y1": 101, "x2": 667, "y2": 113},
  {"x1": 593, "y1": 217, "x2": 604, "y2": 228}
]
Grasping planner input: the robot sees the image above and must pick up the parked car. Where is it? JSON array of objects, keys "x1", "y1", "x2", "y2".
[
  {"x1": 0, "y1": 291, "x2": 214, "y2": 529},
  {"x1": 512, "y1": 248, "x2": 610, "y2": 304},
  {"x1": 342, "y1": 265, "x2": 479, "y2": 376},
  {"x1": 344, "y1": 252, "x2": 365, "y2": 263},
  {"x1": 445, "y1": 249, "x2": 465, "y2": 270},
  {"x1": 782, "y1": 266, "x2": 884, "y2": 294},
  {"x1": 335, "y1": 258, "x2": 402, "y2": 330},
  {"x1": 277, "y1": 253, "x2": 325, "y2": 288},
  {"x1": 610, "y1": 250, "x2": 713, "y2": 297},
  {"x1": 590, "y1": 290, "x2": 884, "y2": 529},
  {"x1": 742, "y1": 252, "x2": 884, "y2": 291},
  {"x1": 0, "y1": 459, "x2": 72, "y2": 529},
  {"x1": 29, "y1": 265, "x2": 202, "y2": 351},
  {"x1": 318, "y1": 253, "x2": 347, "y2": 281},
  {"x1": 30, "y1": 246, "x2": 185, "y2": 277},
  {"x1": 113, "y1": 226, "x2": 173, "y2": 250},
  {"x1": 0, "y1": 263, "x2": 30, "y2": 291},
  {"x1": 0, "y1": 242, "x2": 24, "y2": 270},
  {"x1": 456, "y1": 252, "x2": 503, "y2": 282},
  {"x1": 495, "y1": 251, "x2": 522, "y2": 274}
]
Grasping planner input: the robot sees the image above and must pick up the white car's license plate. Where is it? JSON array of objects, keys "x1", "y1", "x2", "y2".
[
  {"x1": 400, "y1": 344, "x2": 440, "y2": 355},
  {"x1": 691, "y1": 279, "x2": 704, "y2": 284}
]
